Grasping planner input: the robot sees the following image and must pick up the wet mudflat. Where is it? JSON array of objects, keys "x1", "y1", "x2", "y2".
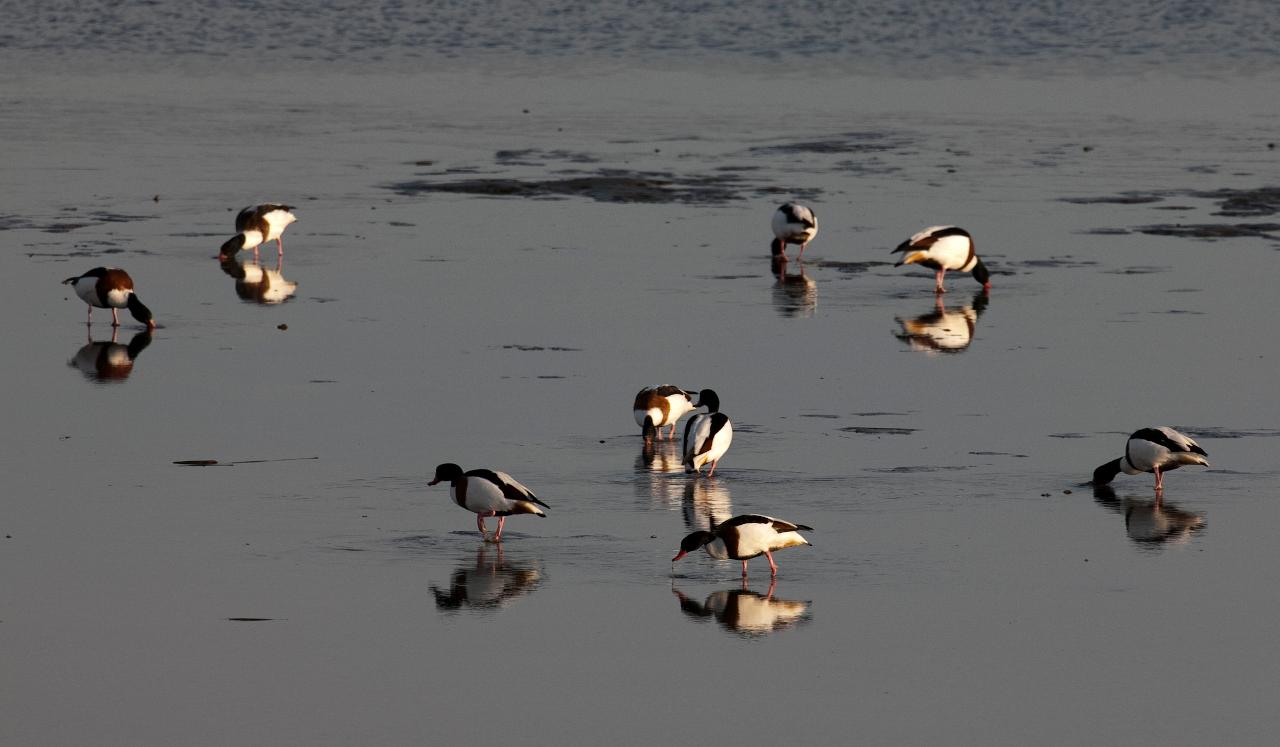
[{"x1": 3, "y1": 40, "x2": 1280, "y2": 747}]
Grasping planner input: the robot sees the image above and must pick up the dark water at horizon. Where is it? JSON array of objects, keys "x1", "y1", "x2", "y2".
[{"x1": 4, "y1": 0, "x2": 1279, "y2": 75}]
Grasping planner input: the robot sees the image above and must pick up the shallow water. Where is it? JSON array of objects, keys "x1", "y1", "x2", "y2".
[{"x1": 4, "y1": 6, "x2": 1280, "y2": 745}]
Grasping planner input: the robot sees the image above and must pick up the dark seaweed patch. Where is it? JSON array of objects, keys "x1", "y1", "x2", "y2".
[
  {"x1": 2, "y1": 210, "x2": 152, "y2": 234},
  {"x1": 1175, "y1": 426, "x2": 1280, "y2": 438},
  {"x1": 387, "y1": 171, "x2": 747, "y2": 204},
  {"x1": 748, "y1": 132, "x2": 913, "y2": 155},
  {"x1": 839, "y1": 426, "x2": 917, "y2": 435},
  {"x1": 1064, "y1": 187, "x2": 1280, "y2": 217},
  {"x1": 42, "y1": 222, "x2": 94, "y2": 233},
  {"x1": 495, "y1": 148, "x2": 600, "y2": 164},
  {"x1": 815, "y1": 260, "x2": 888, "y2": 274},
  {"x1": 833, "y1": 159, "x2": 903, "y2": 176},
  {"x1": 1104, "y1": 266, "x2": 1170, "y2": 274},
  {"x1": 501, "y1": 345, "x2": 581, "y2": 352},
  {"x1": 865, "y1": 465, "x2": 968, "y2": 473},
  {"x1": 1061, "y1": 193, "x2": 1166, "y2": 205},
  {"x1": 1011, "y1": 257, "x2": 1099, "y2": 269},
  {"x1": 1136, "y1": 223, "x2": 1280, "y2": 239},
  {"x1": 1193, "y1": 186, "x2": 1280, "y2": 217},
  {"x1": 90, "y1": 211, "x2": 150, "y2": 223},
  {"x1": 0, "y1": 216, "x2": 36, "y2": 230}
]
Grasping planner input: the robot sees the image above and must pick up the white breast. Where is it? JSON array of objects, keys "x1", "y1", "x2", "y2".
[
  {"x1": 686, "y1": 414, "x2": 733, "y2": 470},
  {"x1": 456, "y1": 477, "x2": 512, "y2": 514}
]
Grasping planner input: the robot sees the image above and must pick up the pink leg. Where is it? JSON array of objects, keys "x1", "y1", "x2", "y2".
[
  {"x1": 935, "y1": 270, "x2": 947, "y2": 293},
  {"x1": 252, "y1": 245, "x2": 260, "y2": 262},
  {"x1": 476, "y1": 514, "x2": 488, "y2": 537},
  {"x1": 1154, "y1": 467, "x2": 1164, "y2": 493},
  {"x1": 495, "y1": 516, "x2": 507, "y2": 542},
  {"x1": 277, "y1": 237, "x2": 285, "y2": 257},
  {"x1": 764, "y1": 549, "x2": 779, "y2": 576},
  {"x1": 741, "y1": 560, "x2": 749, "y2": 577},
  {"x1": 86, "y1": 306, "x2": 93, "y2": 324},
  {"x1": 707, "y1": 460, "x2": 718, "y2": 477},
  {"x1": 797, "y1": 241, "x2": 808, "y2": 260},
  {"x1": 111, "y1": 308, "x2": 121, "y2": 327}
]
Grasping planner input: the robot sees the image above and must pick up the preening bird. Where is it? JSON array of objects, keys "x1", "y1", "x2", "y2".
[
  {"x1": 683, "y1": 389, "x2": 733, "y2": 476},
  {"x1": 770, "y1": 203, "x2": 818, "y2": 261}
]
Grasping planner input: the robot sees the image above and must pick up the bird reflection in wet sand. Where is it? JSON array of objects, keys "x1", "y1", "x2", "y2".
[
  {"x1": 681, "y1": 477, "x2": 732, "y2": 532},
  {"x1": 893, "y1": 290, "x2": 988, "y2": 354},
  {"x1": 635, "y1": 438, "x2": 687, "y2": 509},
  {"x1": 672, "y1": 579, "x2": 811, "y2": 637},
  {"x1": 219, "y1": 255, "x2": 298, "y2": 305},
  {"x1": 430, "y1": 544, "x2": 542, "y2": 613},
  {"x1": 1092, "y1": 485, "x2": 1205, "y2": 548},
  {"x1": 67, "y1": 327, "x2": 153, "y2": 382},
  {"x1": 638, "y1": 437, "x2": 685, "y2": 474},
  {"x1": 771, "y1": 257, "x2": 817, "y2": 319}
]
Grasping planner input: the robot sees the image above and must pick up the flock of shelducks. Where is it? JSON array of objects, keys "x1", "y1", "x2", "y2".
[{"x1": 61, "y1": 202, "x2": 1211, "y2": 577}]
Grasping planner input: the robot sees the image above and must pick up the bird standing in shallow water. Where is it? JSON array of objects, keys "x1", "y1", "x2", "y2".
[
  {"x1": 770, "y1": 203, "x2": 818, "y2": 262},
  {"x1": 220, "y1": 204, "x2": 297, "y2": 260},
  {"x1": 683, "y1": 389, "x2": 733, "y2": 476},
  {"x1": 428, "y1": 463, "x2": 549, "y2": 541},
  {"x1": 634, "y1": 385, "x2": 697, "y2": 442},
  {"x1": 62, "y1": 267, "x2": 156, "y2": 329},
  {"x1": 1091, "y1": 427, "x2": 1209, "y2": 494},
  {"x1": 892, "y1": 225, "x2": 990, "y2": 293},
  {"x1": 672, "y1": 514, "x2": 812, "y2": 577}
]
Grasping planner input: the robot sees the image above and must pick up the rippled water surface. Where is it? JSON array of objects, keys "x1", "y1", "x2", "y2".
[{"x1": 3, "y1": 3, "x2": 1280, "y2": 745}]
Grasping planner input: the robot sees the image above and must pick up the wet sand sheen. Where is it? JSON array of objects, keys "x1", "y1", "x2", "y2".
[{"x1": 3, "y1": 53, "x2": 1280, "y2": 747}]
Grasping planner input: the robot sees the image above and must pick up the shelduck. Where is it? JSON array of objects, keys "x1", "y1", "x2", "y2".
[
  {"x1": 1092, "y1": 427, "x2": 1209, "y2": 493},
  {"x1": 683, "y1": 389, "x2": 733, "y2": 476},
  {"x1": 672, "y1": 514, "x2": 812, "y2": 577},
  {"x1": 428, "y1": 463, "x2": 549, "y2": 541},
  {"x1": 62, "y1": 267, "x2": 156, "y2": 329},
  {"x1": 634, "y1": 385, "x2": 697, "y2": 441},
  {"x1": 220, "y1": 203, "x2": 297, "y2": 260},
  {"x1": 892, "y1": 225, "x2": 990, "y2": 293},
  {"x1": 770, "y1": 203, "x2": 818, "y2": 261}
]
